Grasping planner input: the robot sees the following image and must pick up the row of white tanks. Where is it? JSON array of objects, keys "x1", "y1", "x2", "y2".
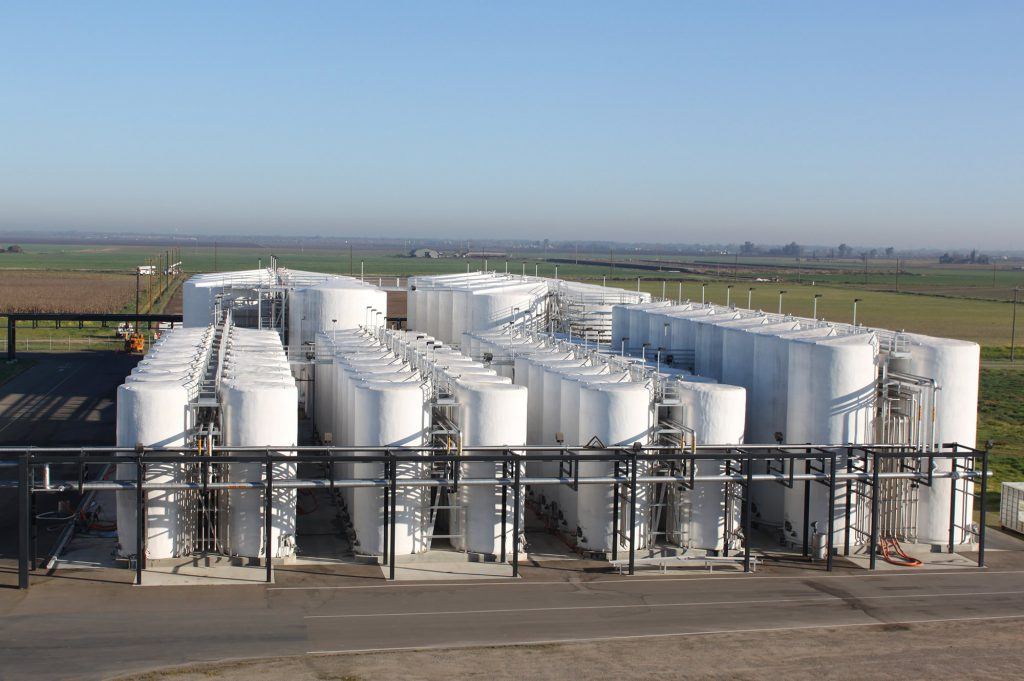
[
  {"x1": 183, "y1": 268, "x2": 387, "y2": 352},
  {"x1": 461, "y1": 328, "x2": 747, "y2": 554},
  {"x1": 218, "y1": 327, "x2": 298, "y2": 559},
  {"x1": 116, "y1": 327, "x2": 215, "y2": 559},
  {"x1": 313, "y1": 325, "x2": 529, "y2": 558},
  {"x1": 611, "y1": 300, "x2": 980, "y2": 547},
  {"x1": 115, "y1": 325, "x2": 299, "y2": 560},
  {"x1": 406, "y1": 271, "x2": 651, "y2": 348}
]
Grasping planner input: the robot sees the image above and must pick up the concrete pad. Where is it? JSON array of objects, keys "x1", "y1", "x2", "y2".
[
  {"x1": 140, "y1": 560, "x2": 271, "y2": 586},
  {"x1": 383, "y1": 560, "x2": 515, "y2": 581},
  {"x1": 845, "y1": 543, "x2": 979, "y2": 570},
  {"x1": 51, "y1": 535, "x2": 118, "y2": 570}
]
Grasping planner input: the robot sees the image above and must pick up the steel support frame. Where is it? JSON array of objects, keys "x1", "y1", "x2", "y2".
[{"x1": 3, "y1": 443, "x2": 989, "y2": 590}]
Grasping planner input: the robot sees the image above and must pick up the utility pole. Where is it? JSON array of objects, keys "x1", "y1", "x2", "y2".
[
  {"x1": 134, "y1": 268, "x2": 141, "y2": 333},
  {"x1": 853, "y1": 298, "x2": 862, "y2": 327},
  {"x1": 748, "y1": 287, "x2": 754, "y2": 309},
  {"x1": 778, "y1": 290, "x2": 787, "y2": 315},
  {"x1": 813, "y1": 293, "x2": 823, "y2": 319},
  {"x1": 214, "y1": 242, "x2": 218, "y2": 271},
  {"x1": 895, "y1": 257, "x2": 900, "y2": 292},
  {"x1": 1012, "y1": 287, "x2": 1020, "y2": 363}
]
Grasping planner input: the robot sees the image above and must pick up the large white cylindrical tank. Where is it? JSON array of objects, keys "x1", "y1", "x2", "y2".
[
  {"x1": 307, "y1": 281, "x2": 388, "y2": 337},
  {"x1": 783, "y1": 334, "x2": 876, "y2": 547},
  {"x1": 745, "y1": 325, "x2": 831, "y2": 527},
  {"x1": 452, "y1": 380, "x2": 528, "y2": 556},
  {"x1": 646, "y1": 305, "x2": 692, "y2": 353},
  {"x1": 692, "y1": 311, "x2": 743, "y2": 380},
  {"x1": 115, "y1": 380, "x2": 193, "y2": 559},
  {"x1": 556, "y1": 369, "x2": 623, "y2": 536},
  {"x1": 534, "y1": 359, "x2": 588, "y2": 507},
  {"x1": 627, "y1": 301, "x2": 671, "y2": 350},
  {"x1": 664, "y1": 307, "x2": 713, "y2": 346},
  {"x1": 576, "y1": 382, "x2": 652, "y2": 553},
  {"x1": 904, "y1": 335, "x2": 980, "y2": 544},
  {"x1": 350, "y1": 380, "x2": 429, "y2": 556},
  {"x1": 221, "y1": 379, "x2": 298, "y2": 559},
  {"x1": 670, "y1": 381, "x2": 746, "y2": 552}
]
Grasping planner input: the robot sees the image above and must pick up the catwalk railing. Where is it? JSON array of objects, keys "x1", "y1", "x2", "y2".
[{"x1": 0, "y1": 443, "x2": 989, "y2": 590}]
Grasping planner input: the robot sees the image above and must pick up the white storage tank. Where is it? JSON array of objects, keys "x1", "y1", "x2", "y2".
[
  {"x1": 903, "y1": 334, "x2": 980, "y2": 545},
  {"x1": 783, "y1": 334, "x2": 876, "y2": 548},
  {"x1": 669, "y1": 381, "x2": 746, "y2": 552},
  {"x1": 451, "y1": 379, "x2": 528, "y2": 557},
  {"x1": 349, "y1": 379, "x2": 429, "y2": 556},
  {"x1": 576, "y1": 381, "x2": 653, "y2": 553}
]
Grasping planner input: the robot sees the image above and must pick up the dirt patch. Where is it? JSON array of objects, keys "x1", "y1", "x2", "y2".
[
  {"x1": 0, "y1": 270, "x2": 135, "y2": 313},
  {"x1": 113, "y1": 618, "x2": 1024, "y2": 680}
]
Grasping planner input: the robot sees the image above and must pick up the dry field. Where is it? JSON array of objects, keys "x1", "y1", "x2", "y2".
[{"x1": 0, "y1": 270, "x2": 135, "y2": 313}]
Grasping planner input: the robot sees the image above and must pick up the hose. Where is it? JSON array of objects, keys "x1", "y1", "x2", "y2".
[{"x1": 879, "y1": 536, "x2": 923, "y2": 567}]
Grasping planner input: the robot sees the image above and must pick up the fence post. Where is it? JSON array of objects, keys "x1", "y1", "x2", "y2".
[{"x1": 18, "y1": 453, "x2": 31, "y2": 589}]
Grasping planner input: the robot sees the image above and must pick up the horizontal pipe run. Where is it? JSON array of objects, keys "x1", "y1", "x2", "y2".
[{"x1": 6, "y1": 469, "x2": 986, "y2": 493}]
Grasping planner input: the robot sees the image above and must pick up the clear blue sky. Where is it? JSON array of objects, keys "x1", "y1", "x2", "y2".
[{"x1": 2, "y1": 2, "x2": 1021, "y2": 249}]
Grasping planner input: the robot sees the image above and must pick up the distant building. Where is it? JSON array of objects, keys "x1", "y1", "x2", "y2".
[{"x1": 410, "y1": 248, "x2": 440, "y2": 258}]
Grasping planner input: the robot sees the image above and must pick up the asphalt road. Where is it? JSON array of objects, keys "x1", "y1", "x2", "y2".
[
  {"x1": 2, "y1": 553, "x2": 1024, "y2": 680},
  {"x1": 0, "y1": 352, "x2": 137, "y2": 559}
]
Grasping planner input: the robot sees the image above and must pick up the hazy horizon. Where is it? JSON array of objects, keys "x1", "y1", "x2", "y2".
[{"x1": 2, "y1": 3, "x2": 1021, "y2": 249}]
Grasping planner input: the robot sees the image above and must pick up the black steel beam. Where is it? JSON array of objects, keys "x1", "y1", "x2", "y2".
[
  {"x1": 265, "y1": 457, "x2": 273, "y2": 584},
  {"x1": 18, "y1": 454, "x2": 30, "y2": 589}
]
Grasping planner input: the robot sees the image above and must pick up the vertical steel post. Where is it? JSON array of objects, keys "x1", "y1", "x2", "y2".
[
  {"x1": 948, "y1": 454, "x2": 958, "y2": 554},
  {"x1": 7, "y1": 315, "x2": 16, "y2": 361},
  {"x1": 136, "y1": 455, "x2": 145, "y2": 585},
  {"x1": 979, "y1": 448, "x2": 988, "y2": 568},
  {"x1": 628, "y1": 451, "x2": 637, "y2": 576},
  {"x1": 30, "y1": 463, "x2": 37, "y2": 571},
  {"x1": 826, "y1": 452, "x2": 836, "y2": 572},
  {"x1": 744, "y1": 454, "x2": 753, "y2": 573},
  {"x1": 264, "y1": 457, "x2": 273, "y2": 583},
  {"x1": 389, "y1": 452, "x2": 397, "y2": 581},
  {"x1": 801, "y1": 458, "x2": 810, "y2": 557},
  {"x1": 382, "y1": 456, "x2": 389, "y2": 569},
  {"x1": 512, "y1": 458, "x2": 521, "y2": 577},
  {"x1": 611, "y1": 460, "x2": 620, "y2": 562},
  {"x1": 844, "y1": 450, "x2": 853, "y2": 556},
  {"x1": 869, "y1": 451, "x2": 880, "y2": 570},
  {"x1": 18, "y1": 453, "x2": 30, "y2": 589},
  {"x1": 500, "y1": 453, "x2": 508, "y2": 563}
]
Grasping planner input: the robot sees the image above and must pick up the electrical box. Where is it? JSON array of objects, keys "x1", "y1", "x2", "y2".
[{"x1": 1000, "y1": 482, "x2": 1024, "y2": 535}]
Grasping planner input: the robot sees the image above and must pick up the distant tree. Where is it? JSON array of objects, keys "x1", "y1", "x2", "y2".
[
  {"x1": 740, "y1": 241, "x2": 757, "y2": 254},
  {"x1": 5, "y1": 244, "x2": 23, "y2": 253},
  {"x1": 781, "y1": 241, "x2": 801, "y2": 257},
  {"x1": 868, "y1": 248, "x2": 878, "y2": 259},
  {"x1": 837, "y1": 243, "x2": 852, "y2": 258},
  {"x1": 885, "y1": 246, "x2": 895, "y2": 257}
]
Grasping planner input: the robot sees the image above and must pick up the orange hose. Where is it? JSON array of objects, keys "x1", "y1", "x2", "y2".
[{"x1": 880, "y1": 536, "x2": 923, "y2": 567}]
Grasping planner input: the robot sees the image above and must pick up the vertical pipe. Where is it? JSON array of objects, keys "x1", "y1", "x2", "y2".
[
  {"x1": 979, "y1": 448, "x2": 988, "y2": 568},
  {"x1": 628, "y1": 452, "x2": 637, "y2": 576},
  {"x1": 744, "y1": 454, "x2": 753, "y2": 573},
  {"x1": 18, "y1": 453, "x2": 30, "y2": 589},
  {"x1": 512, "y1": 458, "x2": 521, "y2": 577},
  {"x1": 264, "y1": 457, "x2": 273, "y2": 583},
  {"x1": 826, "y1": 452, "x2": 836, "y2": 572},
  {"x1": 389, "y1": 453, "x2": 397, "y2": 581},
  {"x1": 136, "y1": 456, "x2": 145, "y2": 585},
  {"x1": 869, "y1": 451, "x2": 880, "y2": 570},
  {"x1": 30, "y1": 464, "x2": 37, "y2": 571}
]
